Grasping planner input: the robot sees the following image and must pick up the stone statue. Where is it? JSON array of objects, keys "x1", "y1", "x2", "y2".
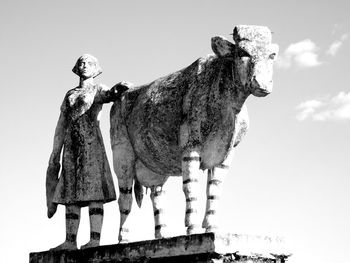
[
  {"x1": 110, "y1": 25, "x2": 279, "y2": 242},
  {"x1": 46, "y1": 54, "x2": 129, "y2": 250}
]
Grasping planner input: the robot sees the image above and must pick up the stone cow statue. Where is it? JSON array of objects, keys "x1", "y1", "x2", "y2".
[{"x1": 110, "y1": 25, "x2": 278, "y2": 242}]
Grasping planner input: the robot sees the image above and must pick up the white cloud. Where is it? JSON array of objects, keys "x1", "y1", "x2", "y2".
[
  {"x1": 277, "y1": 32, "x2": 348, "y2": 69},
  {"x1": 277, "y1": 39, "x2": 322, "y2": 69},
  {"x1": 327, "y1": 41, "x2": 342, "y2": 56},
  {"x1": 296, "y1": 92, "x2": 350, "y2": 121},
  {"x1": 294, "y1": 51, "x2": 321, "y2": 68},
  {"x1": 326, "y1": 34, "x2": 348, "y2": 56},
  {"x1": 296, "y1": 100, "x2": 324, "y2": 121}
]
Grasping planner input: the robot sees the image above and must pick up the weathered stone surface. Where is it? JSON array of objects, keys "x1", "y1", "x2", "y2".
[
  {"x1": 110, "y1": 25, "x2": 279, "y2": 241},
  {"x1": 45, "y1": 54, "x2": 131, "y2": 250},
  {"x1": 30, "y1": 233, "x2": 290, "y2": 263},
  {"x1": 49, "y1": 54, "x2": 117, "y2": 209}
]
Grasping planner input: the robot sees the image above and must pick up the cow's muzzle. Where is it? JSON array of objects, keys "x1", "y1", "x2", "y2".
[{"x1": 250, "y1": 77, "x2": 272, "y2": 97}]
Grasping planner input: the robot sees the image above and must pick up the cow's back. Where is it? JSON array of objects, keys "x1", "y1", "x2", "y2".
[{"x1": 111, "y1": 55, "x2": 235, "y2": 176}]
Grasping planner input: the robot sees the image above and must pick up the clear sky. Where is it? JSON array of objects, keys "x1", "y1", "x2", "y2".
[{"x1": 0, "y1": 0, "x2": 349, "y2": 262}]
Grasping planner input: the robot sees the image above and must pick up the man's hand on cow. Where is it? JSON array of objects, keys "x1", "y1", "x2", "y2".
[
  {"x1": 119, "y1": 80, "x2": 133, "y2": 88},
  {"x1": 111, "y1": 81, "x2": 133, "y2": 100},
  {"x1": 112, "y1": 81, "x2": 133, "y2": 94}
]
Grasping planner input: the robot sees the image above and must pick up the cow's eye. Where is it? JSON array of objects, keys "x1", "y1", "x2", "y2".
[{"x1": 269, "y1": 53, "x2": 276, "y2": 60}]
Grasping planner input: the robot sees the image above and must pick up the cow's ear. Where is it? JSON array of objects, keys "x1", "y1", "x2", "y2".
[{"x1": 211, "y1": 36, "x2": 235, "y2": 57}]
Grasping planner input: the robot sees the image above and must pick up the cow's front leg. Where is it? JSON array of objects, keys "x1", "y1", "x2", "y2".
[
  {"x1": 117, "y1": 177, "x2": 133, "y2": 243},
  {"x1": 202, "y1": 164, "x2": 228, "y2": 232},
  {"x1": 182, "y1": 150, "x2": 201, "y2": 234},
  {"x1": 150, "y1": 186, "x2": 166, "y2": 239}
]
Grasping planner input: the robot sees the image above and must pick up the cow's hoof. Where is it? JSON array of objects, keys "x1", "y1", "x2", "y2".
[
  {"x1": 186, "y1": 224, "x2": 202, "y2": 235},
  {"x1": 155, "y1": 224, "x2": 167, "y2": 239},
  {"x1": 118, "y1": 228, "x2": 130, "y2": 244},
  {"x1": 155, "y1": 232, "x2": 165, "y2": 239},
  {"x1": 205, "y1": 226, "x2": 218, "y2": 233}
]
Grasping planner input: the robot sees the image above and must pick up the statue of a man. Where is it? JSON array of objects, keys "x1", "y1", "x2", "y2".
[{"x1": 46, "y1": 54, "x2": 129, "y2": 250}]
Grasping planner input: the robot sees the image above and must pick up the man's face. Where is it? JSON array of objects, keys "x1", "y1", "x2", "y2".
[{"x1": 78, "y1": 57, "x2": 95, "y2": 79}]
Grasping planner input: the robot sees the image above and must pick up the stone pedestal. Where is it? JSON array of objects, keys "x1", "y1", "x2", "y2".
[{"x1": 29, "y1": 233, "x2": 290, "y2": 263}]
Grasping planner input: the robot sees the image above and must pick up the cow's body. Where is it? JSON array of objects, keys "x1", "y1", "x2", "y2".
[{"x1": 110, "y1": 25, "x2": 278, "y2": 242}]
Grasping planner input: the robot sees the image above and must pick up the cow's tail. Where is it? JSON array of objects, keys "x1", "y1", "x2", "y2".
[{"x1": 134, "y1": 177, "x2": 144, "y2": 208}]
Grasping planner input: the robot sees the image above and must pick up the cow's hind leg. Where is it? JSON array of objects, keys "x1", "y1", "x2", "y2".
[
  {"x1": 150, "y1": 186, "x2": 166, "y2": 238},
  {"x1": 202, "y1": 165, "x2": 228, "y2": 232},
  {"x1": 117, "y1": 176, "x2": 134, "y2": 243},
  {"x1": 111, "y1": 100, "x2": 137, "y2": 243},
  {"x1": 112, "y1": 143, "x2": 135, "y2": 243},
  {"x1": 182, "y1": 150, "x2": 201, "y2": 234}
]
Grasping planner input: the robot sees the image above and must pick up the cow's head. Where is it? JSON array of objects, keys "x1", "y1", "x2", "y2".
[{"x1": 211, "y1": 25, "x2": 279, "y2": 97}]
